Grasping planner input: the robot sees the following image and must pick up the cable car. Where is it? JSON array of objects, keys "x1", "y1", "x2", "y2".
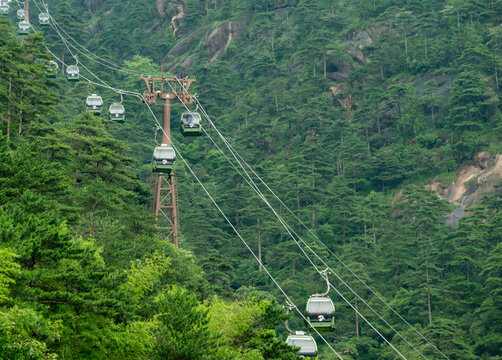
[
  {"x1": 305, "y1": 296, "x2": 335, "y2": 330},
  {"x1": 109, "y1": 103, "x2": 125, "y2": 122},
  {"x1": 286, "y1": 332, "x2": 318, "y2": 358},
  {"x1": 0, "y1": 3, "x2": 9, "y2": 14},
  {"x1": 152, "y1": 144, "x2": 175, "y2": 173},
  {"x1": 17, "y1": 21, "x2": 29, "y2": 35},
  {"x1": 66, "y1": 65, "x2": 79, "y2": 81},
  {"x1": 38, "y1": 12, "x2": 49, "y2": 26},
  {"x1": 180, "y1": 111, "x2": 201, "y2": 136},
  {"x1": 46, "y1": 60, "x2": 58, "y2": 78},
  {"x1": 86, "y1": 94, "x2": 103, "y2": 115},
  {"x1": 16, "y1": 8, "x2": 24, "y2": 20}
]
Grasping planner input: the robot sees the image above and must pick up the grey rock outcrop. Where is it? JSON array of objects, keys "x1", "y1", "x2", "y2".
[
  {"x1": 205, "y1": 20, "x2": 248, "y2": 64},
  {"x1": 439, "y1": 153, "x2": 502, "y2": 227}
]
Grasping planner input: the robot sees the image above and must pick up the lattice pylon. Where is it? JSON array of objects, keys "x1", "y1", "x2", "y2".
[{"x1": 154, "y1": 172, "x2": 179, "y2": 246}]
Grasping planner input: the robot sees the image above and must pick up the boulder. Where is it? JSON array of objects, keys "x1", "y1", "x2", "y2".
[
  {"x1": 205, "y1": 20, "x2": 248, "y2": 64},
  {"x1": 438, "y1": 153, "x2": 502, "y2": 226},
  {"x1": 156, "y1": 0, "x2": 186, "y2": 37}
]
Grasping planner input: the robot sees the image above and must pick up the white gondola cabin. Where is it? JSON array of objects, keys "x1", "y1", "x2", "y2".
[
  {"x1": 86, "y1": 94, "x2": 103, "y2": 115},
  {"x1": 152, "y1": 145, "x2": 175, "y2": 173},
  {"x1": 305, "y1": 297, "x2": 335, "y2": 330},
  {"x1": 180, "y1": 111, "x2": 201, "y2": 136},
  {"x1": 38, "y1": 12, "x2": 49, "y2": 26},
  {"x1": 286, "y1": 332, "x2": 318, "y2": 358},
  {"x1": 18, "y1": 21, "x2": 29, "y2": 35},
  {"x1": 109, "y1": 103, "x2": 125, "y2": 122},
  {"x1": 0, "y1": 3, "x2": 9, "y2": 14},
  {"x1": 66, "y1": 65, "x2": 79, "y2": 81},
  {"x1": 16, "y1": 8, "x2": 24, "y2": 19},
  {"x1": 46, "y1": 60, "x2": 58, "y2": 78}
]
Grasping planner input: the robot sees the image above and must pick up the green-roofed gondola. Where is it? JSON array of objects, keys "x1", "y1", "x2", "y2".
[
  {"x1": 66, "y1": 65, "x2": 79, "y2": 81},
  {"x1": 0, "y1": 3, "x2": 9, "y2": 14},
  {"x1": 152, "y1": 145, "x2": 175, "y2": 173},
  {"x1": 286, "y1": 332, "x2": 318, "y2": 358},
  {"x1": 180, "y1": 111, "x2": 202, "y2": 136},
  {"x1": 38, "y1": 12, "x2": 49, "y2": 26},
  {"x1": 18, "y1": 21, "x2": 29, "y2": 35},
  {"x1": 86, "y1": 94, "x2": 103, "y2": 115},
  {"x1": 109, "y1": 103, "x2": 125, "y2": 122},
  {"x1": 46, "y1": 60, "x2": 58, "y2": 78}
]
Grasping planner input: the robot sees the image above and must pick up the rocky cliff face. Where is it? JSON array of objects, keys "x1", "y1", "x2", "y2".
[
  {"x1": 427, "y1": 153, "x2": 502, "y2": 227},
  {"x1": 156, "y1": 0, "x2": 186, "y2": 37},
  {"x1": 204, "y1": 20, "x2": 248, "y2": 64},
  {"x1": 162, "y1": 20, "x2": 248, "y2": 74}
]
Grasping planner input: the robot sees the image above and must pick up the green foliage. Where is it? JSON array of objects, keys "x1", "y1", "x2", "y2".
[
  {"x1": 123, "y1": 251, "x2": 170, "y2": 302},
  {"x1": 153, "y1": 286, "x2": 216, "y2": 359},
  {"x1": 1, "y1": 0, "x2": 502, "y2": 358},
  {"x1": 0, "y1": 248, "x2": 19, "y2": 303},
  {"x1": 0, "y1": 306, "x2": 61, "y2": 360}
]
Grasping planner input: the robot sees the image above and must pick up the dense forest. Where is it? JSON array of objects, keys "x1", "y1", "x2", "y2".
[{"x1": 1, "y1": 0, "x2": 502, "y2": 359}]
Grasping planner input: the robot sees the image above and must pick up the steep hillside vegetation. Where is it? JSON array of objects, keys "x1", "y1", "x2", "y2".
[{"x1": 1, "y1": 0, "x2": 502, "y2": 359}]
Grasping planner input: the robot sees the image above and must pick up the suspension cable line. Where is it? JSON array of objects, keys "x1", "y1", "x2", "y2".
[
  {"x1": 172, "y1": 79, "x2": 449, "y2": 360},
  {"x1": 32, "y1": 0, "x2": 143, "y2": 76},
  {"x1": 165, "y1": 82, "x2": 413, "y2": 360},
  {"x1": 140, "y1": 98, "x2": 346, "y2": 360},
  {"x1": 30, "y1": 26, "x2": 346, "y2": 358},
  {"x1": 24, "y1": 6, "x2": 444, "y2": 359},
  {"x1": 199, "y1": 119, "x2": 427, "y2": 358},
  {"x1": 40, "y1": 19, "x2": 414, "y2": 358}
]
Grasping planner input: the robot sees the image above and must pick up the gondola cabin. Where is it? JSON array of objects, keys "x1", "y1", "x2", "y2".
[
  {"x1": 18, "y1": 21, "x2": 29, "y2": 35},
  {"x1": 180, "y1": 111, "x2": 201, "y2": 136},
  {"x1": 16, "y1": 8, "x2": 24, "y2": 19},
  {"x1": 152, "y1": 145, "x2": 175, "y2": 173},
  {"x1": 66, "y1": 65, "x2": 79, "y2": 81},
  {"x1": 0, "y1": 3, "x2": 9, "y2": 14},
  {"x1": 86, "y1": 94, "x2": 103, "y2": 115},
  {"x1": 109, "y1": 103, "x2": 125, "y2": 122},
  {"x1": 46, "y1": 61, "x2": 58, "y2": 78},
  {"x1": 286, "y1": 332, "x2": 318, "y2": 358},
  {"x1": 38, "y1": 12, "x2": 49, "y2": 26},
  {"x1": 305, "y1": 297, "x2": 335, "y2": 330}
]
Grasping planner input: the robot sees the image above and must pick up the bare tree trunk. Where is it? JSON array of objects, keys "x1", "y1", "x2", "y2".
[
  {"x1": 431, "y1": 104, "x2": 435, "y2": 129},
  {"x1": 323, "y1": 56, "x2": 327, "y2": 78},
  {"x1": 495, "y1": 61, "x2": 499, "y2": 92},
  {"x1": 297, "y1": 187, "x2": 302, "y2": 237},
  {"x1": 7, "y1": 77, "x2": 11, "y2": 140},
  {"x1": 311, "y1": 168, "x2": 316, "y2": 229},
  {"x1": 355, "y1": 300, "x2": 360, "y2": 339},
  {"x1": 271, "y1": 33, "x2": 277, "y2": 63},
  {"x1": 274, "y1": 92, "x2": 279, "y2": 116},
  {"x1": 424, "y1": 32, "x2": 428, "y2": 59},
  {"x1": 365, "y1": 127, "x2": 371, "y2": 156},
  {"x1": 372, "y1": 223, "x2": 377, "y2": 255},
  {"x1": 61, "y1": 50, "x2": 65, "y2": 74},
  {"x1": 18, "y1": 87, "x2": 23, "y2": 135},
  {"x1": 257, "y1": 213, "x2": 262, "y2": 271},
  {"x1": 342, "y1": 214, "x2": 346, "y2": 245},
  {"x1": 404, "y1": 29, "x2": 408, "y2": 63},
  {"x1": 426, "y1": 255, "x2": 432, "y2": 324}
]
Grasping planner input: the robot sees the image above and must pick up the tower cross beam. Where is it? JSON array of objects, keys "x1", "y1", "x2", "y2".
[{"x1": 142, "y1": 76, "x2": 196, "y2": 247}]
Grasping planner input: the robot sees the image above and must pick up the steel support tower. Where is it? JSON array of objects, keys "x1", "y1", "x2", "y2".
[{"x1": 141, "y1": 76, "x2": 196, "y2": 247}]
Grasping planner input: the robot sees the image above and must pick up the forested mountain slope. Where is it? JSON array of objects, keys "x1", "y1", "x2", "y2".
[{"x1": 1, "y1": 0, "x2": 502, "y2": 359}]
